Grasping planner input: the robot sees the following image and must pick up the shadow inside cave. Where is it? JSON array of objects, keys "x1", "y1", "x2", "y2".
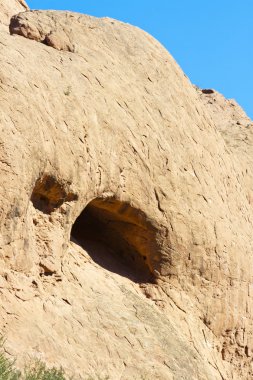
[{"x1": 70, "y1": 198, "x2": 158, "y2": 284}]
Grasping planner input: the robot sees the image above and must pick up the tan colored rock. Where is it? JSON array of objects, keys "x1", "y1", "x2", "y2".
[
  {"x1": 197, "y1": 87, "x2": 253, "y2": 211},
  {"x1": 0, "y1": 0, "x2": 28, "y2": 25},
  {"x1": 0, "y1": 1, "x2": 253, "y2": 379}
]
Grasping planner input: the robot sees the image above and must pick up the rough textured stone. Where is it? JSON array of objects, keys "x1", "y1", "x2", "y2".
[
  {"x1": 0, "y1": 1, "x2": 253, "y2": 379},
  {"x1": 0, "y1": 0, "x2": 28, "y2": 25}
]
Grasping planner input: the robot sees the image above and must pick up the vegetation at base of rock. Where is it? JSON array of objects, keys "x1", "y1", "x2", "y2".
[
  {"x1": 24, "y1": 362, "x2": 66, "y2": 380},
  {"x1": 0, "y1": 356, "x2": 66, "y2": 380},
  {"x1": 0, "y1": 341, "x2": 108, "y2": 380},
  {"x1": 0, "y1": 353, "x2": 19, "y2": 380},
  {"x1": 0, "y1": 338, "x2": 66, "y2": 380}
]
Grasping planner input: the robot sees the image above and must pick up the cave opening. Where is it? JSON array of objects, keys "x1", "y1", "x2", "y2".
[{"x1": 71, "y1": 198, "x2": 161, "y2": 283}]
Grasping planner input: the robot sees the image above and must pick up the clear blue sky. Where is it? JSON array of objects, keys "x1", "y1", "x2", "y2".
[{"x1": 28, "y1": 1, "x2": 253, "y2": 119}]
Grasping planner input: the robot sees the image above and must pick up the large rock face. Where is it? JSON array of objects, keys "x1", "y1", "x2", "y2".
[
  {"x1": 0, "y1": 1, "x2": 253, "y2": 379},
  {"x1": 0, "y1": 0, "x2": 28, "y2": 25}
]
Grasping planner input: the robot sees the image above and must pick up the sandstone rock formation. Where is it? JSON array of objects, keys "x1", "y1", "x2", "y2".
[
  {"x1": 0, "y1": 0, "x2": 28, "y2": 26},
  {"x1": 0, "y1": 1, "x2": 253, "y2": 379}
]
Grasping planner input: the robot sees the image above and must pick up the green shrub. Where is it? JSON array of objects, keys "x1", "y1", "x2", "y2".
[
  {"x1": 0, "y1": 356, "x2": 67, "y2": 380},
  {"x1": 0, "y1": 337, "x2": 20, "y2": 380},
  {"x1": 24, "y1": 362, "x2": 66, "y2": 380},
  {"x1": 0, "y1": 352, "x2": 20, "y2": 380},
  {"x1": 0, "y1": 337, "x2": 108, "y2": 380}
]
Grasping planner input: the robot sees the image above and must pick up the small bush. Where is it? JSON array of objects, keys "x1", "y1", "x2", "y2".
[
  {"x1": 0, "y1": 352, "x2": 20, "y2": 380},
  {"x1": 0, "y1": 337, "x2": 109, "y2": 380},
  {"x1": 0, "y1": 338, "x2": 67, "y2": 380},
  {"x1": 0, "y1": 337, "x2": 20, "y2": 380},
  {"x1": 24, "y1": 362, "x2": 66, "y2": 380}
]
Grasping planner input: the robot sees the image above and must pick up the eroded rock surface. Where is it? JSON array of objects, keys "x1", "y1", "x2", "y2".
[
  {"x1": 0, "y1": 1, "x2": 253, "y2": 379},
  {"x1": 0, "y1": 0, "x2": 28, "y2": 26}
]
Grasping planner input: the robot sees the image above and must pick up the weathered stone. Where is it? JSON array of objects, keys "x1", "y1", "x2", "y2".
[
  {"x1": 0, "y1": 0, "x2": 28, "y2": 25},
  {"x1": 0, "y1": 1, "x2": 252, "y2": 379}
]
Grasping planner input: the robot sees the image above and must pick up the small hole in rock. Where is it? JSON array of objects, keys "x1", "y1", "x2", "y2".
[
  {"x1": 39, "y1": 263, "x2": 56, "y2": 277},
  {"x1": 201, "y1": 89, "x2": 214, "y2": 94},
  {"x1": 31, "y1": 174, "x2": 77, "y2": 214},
  {"x1": 71, "y1": 197, "x2": 161, "y2": 283}
]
